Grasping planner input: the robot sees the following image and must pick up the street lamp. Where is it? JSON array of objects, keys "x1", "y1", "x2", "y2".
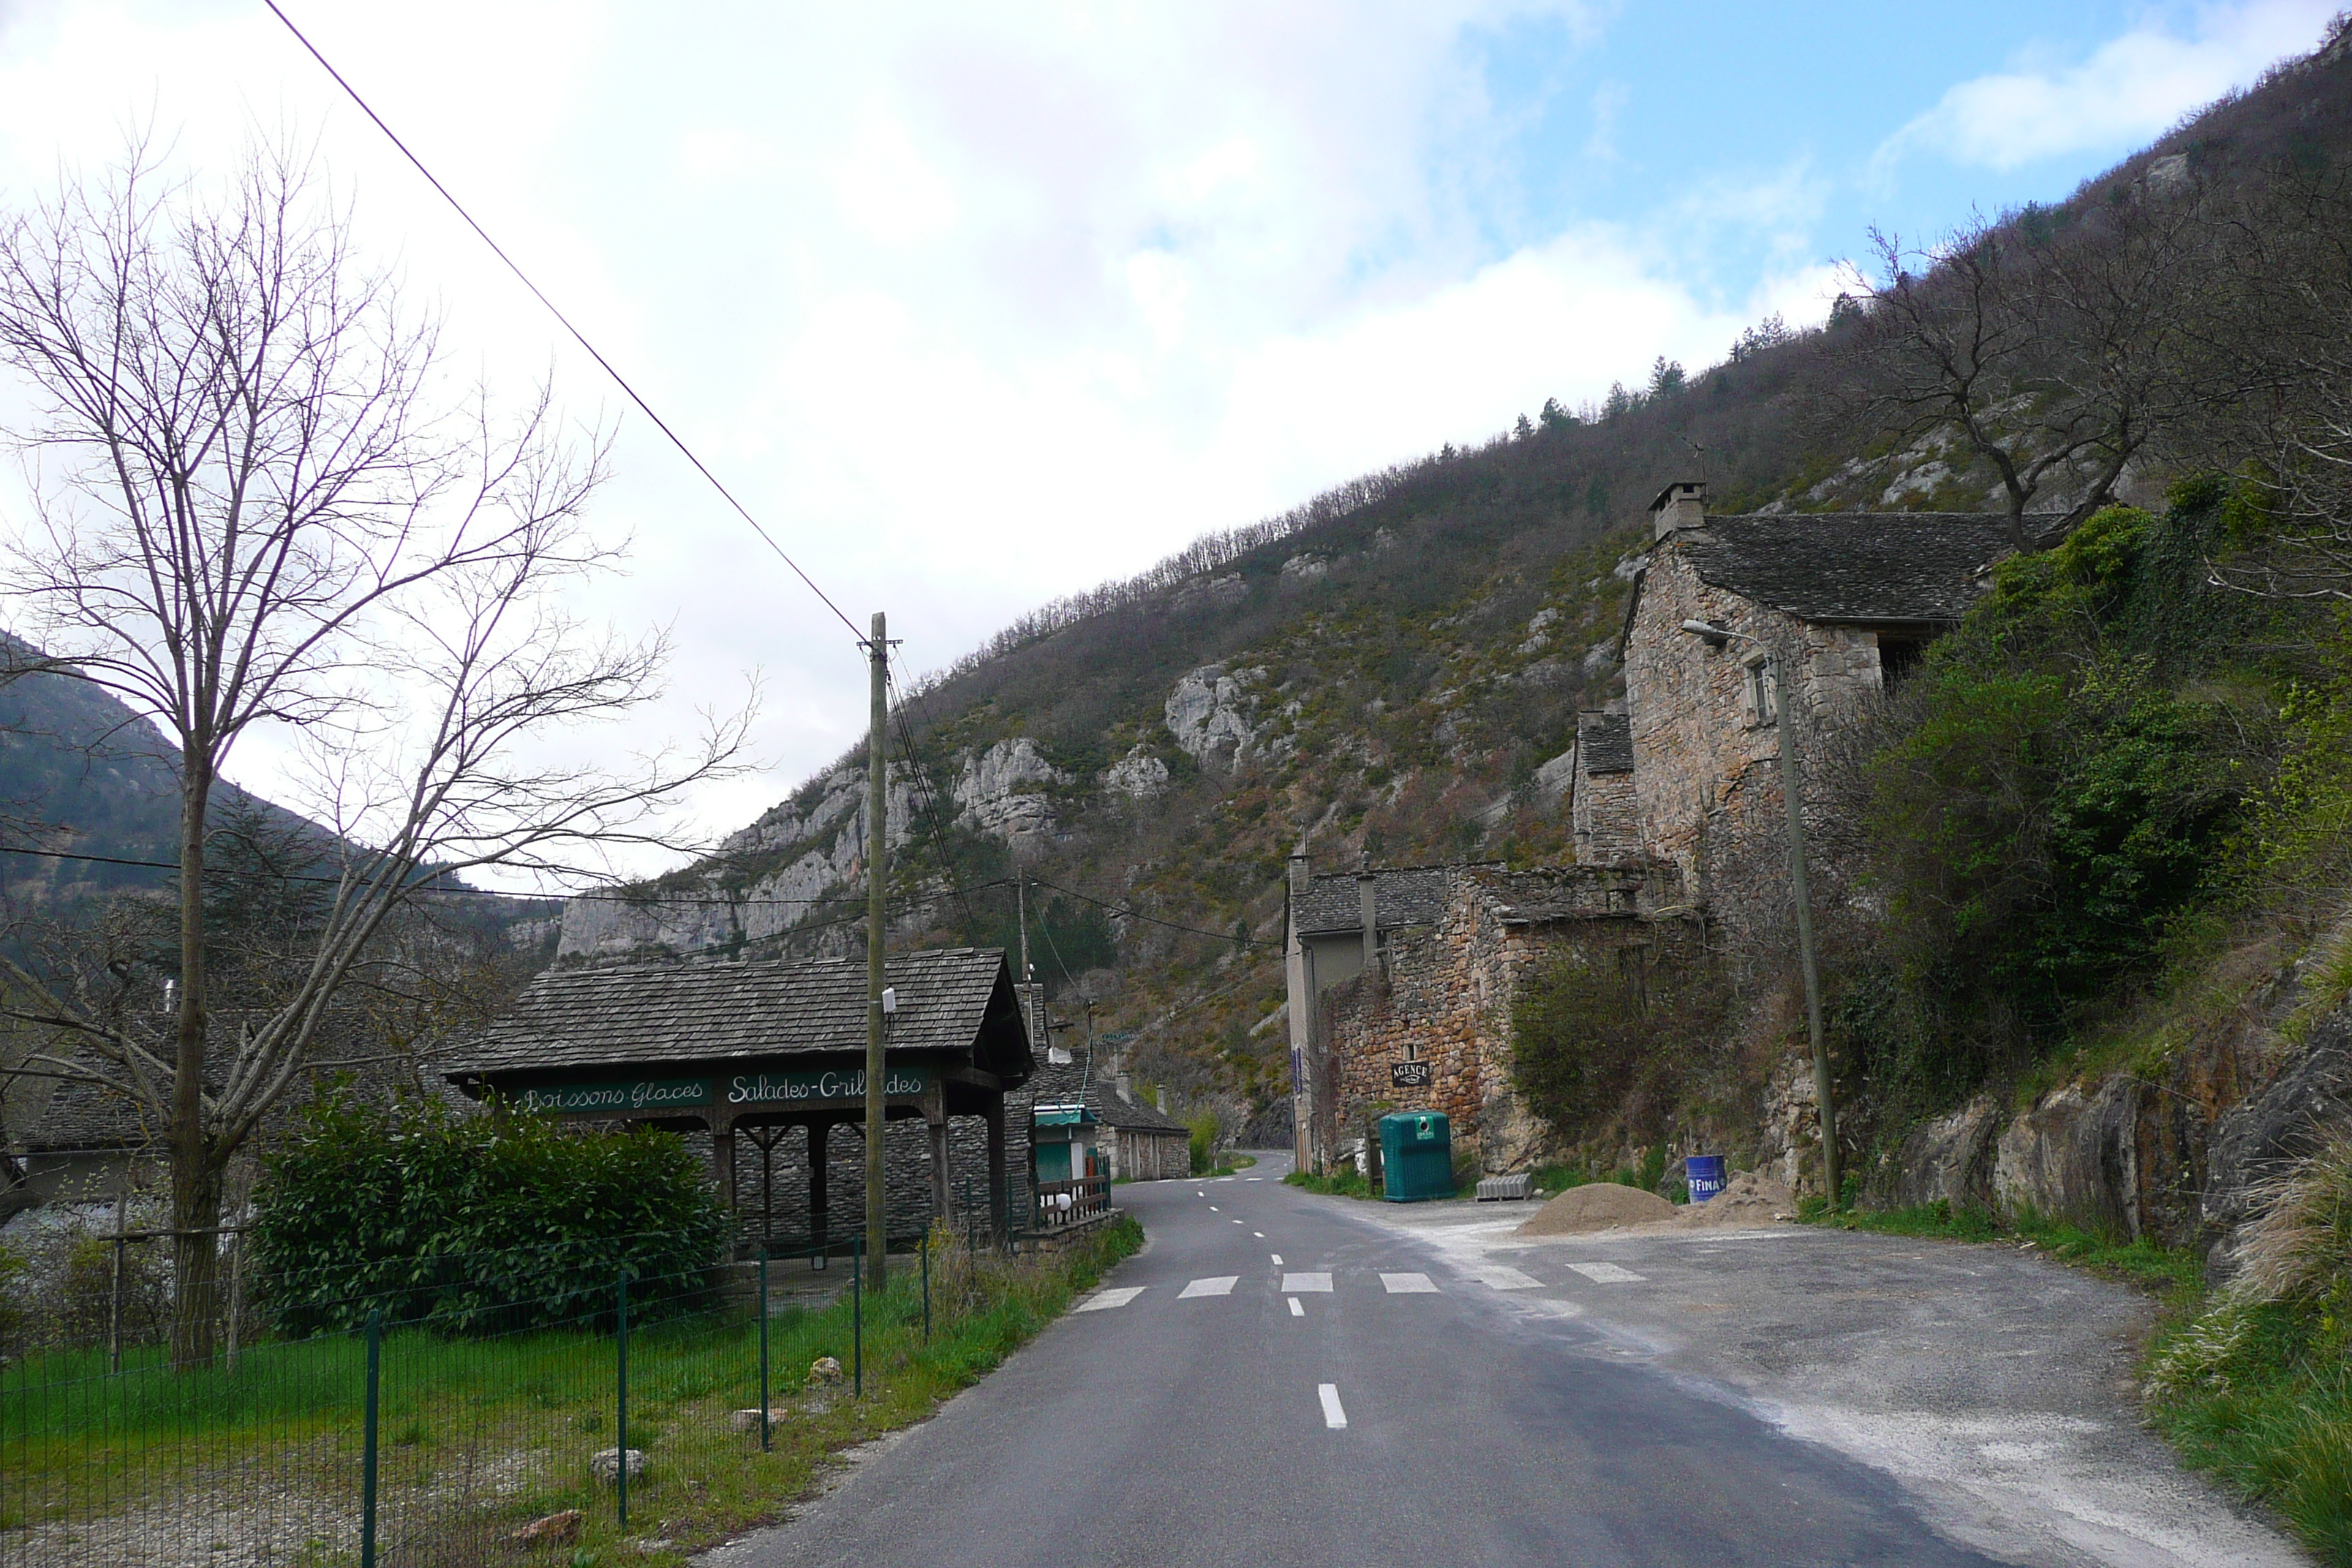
[{"x1": 1679, "y1": 619, "x2": 1841, "y2": 1207}]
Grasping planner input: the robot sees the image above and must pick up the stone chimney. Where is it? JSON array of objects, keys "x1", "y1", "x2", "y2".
[
  {"x1": 1650, "y1": 479, "x2": 1706, "y2": 540},
  {"x1": 1286, "y1": 850, "x2": 1312, "y2": 908},
  {"x1": 1357, "y1": 868, "x2": 1379, "y2": 973}
]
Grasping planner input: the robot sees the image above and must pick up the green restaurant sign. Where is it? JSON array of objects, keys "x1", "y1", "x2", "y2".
[
  {"x1": 726, "y1": 1068, "x2": 929, "y2": 1105},
  {"x1": 512, "y1": 1079, "x2": 713, "y2": 1115},
  {"x1": 508, "y1": 1068, "x2": 932, "y2": 1116}
]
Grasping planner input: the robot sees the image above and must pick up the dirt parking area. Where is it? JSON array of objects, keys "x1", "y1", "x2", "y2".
[{"x1": 1360, "y1": 1199, "x2": 2307, "y2": 1568}]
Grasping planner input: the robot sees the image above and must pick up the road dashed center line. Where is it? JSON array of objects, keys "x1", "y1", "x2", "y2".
[
  {"x1": 1476, "y1": 1266, "x2": 1543, "y2": 1290},
  {"x1": 1566, "y1": 1262, "x2": 1646, "y2": 1284},
  {"x1": 1318, "y1": 1384, "x2": 1348, "y2": 1429},
  {"x1": 1281, "y1": 1272, "x2": 1333, "y2": 1293},
  {"x1": 1253, "y1": 1231, "x2": 1265, "y2": 1238},
  {"x1": 1076, "y1": 1286, "x2": 1145, "y2": 1312},
  {"x1": 1380, "y1": 1273, "x2": 1439, "y2": 1294},
  {"x1": 1270, "y1": 1254, "x2": 1284, "y2": 1265},
  {"x1": 1178, "y1": 1276, "x2": 1239, "y2": 1298},
  {"x1": 1287, "y1": 1298, "x2": 1304, "y2": 1316}
]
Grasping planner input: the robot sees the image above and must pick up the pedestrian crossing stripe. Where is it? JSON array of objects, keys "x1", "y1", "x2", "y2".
[
  {"x1": 1477, "y1": 1266, "x2": 1543, "y2": 1290},
  {"x1": 1281, "y1": 1271, "x2": 1333, "y2": 1293},
  {"x1": 1380, "y1": 1273, "x2": 1439, "y2": 1294},
  {"x1": 1077, "y1": 1286, "x2": 1146, "y2": 1312},
  {"x1": 1566, "y1": 1262, "x2": 1645, "y2": 1284},
  {"x1": 1178, "y1": 1276, "x2": 1239, "y2": 1298}
]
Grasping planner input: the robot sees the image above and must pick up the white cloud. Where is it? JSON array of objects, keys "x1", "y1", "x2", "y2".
[
  {"x1": 0, "y1": 0, "x2": 1858, "y2": 876},
  {"x1": 1878, "y1": 0, "x2": 2337, "y2": 172}
]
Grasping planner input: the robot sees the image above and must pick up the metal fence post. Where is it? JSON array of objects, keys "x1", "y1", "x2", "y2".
[
  {"x1": 852, "y1": 1234, "x2": 863, "y2": 1401},
  {"x1": 616, "y1": 1269, "x2": 630, "y2": 1530},
  {"x1": 361, "y1": 1308, "x2": 382, "y2": 1568},
  {"x1": 758, "y1": 1248, "x2": 772, "y2": 1453},
  {"x1": 921, "y1": 1230, "x2": 931, "y2": 1342}
]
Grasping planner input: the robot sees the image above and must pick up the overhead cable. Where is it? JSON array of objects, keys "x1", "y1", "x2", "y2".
[{"x1": 260, "y1": 0, "x2": 864, "y2": 642}]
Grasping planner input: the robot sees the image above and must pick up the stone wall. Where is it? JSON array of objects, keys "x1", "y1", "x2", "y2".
[
  {"x1": 1622, "y1": 539, "x2": 1888, "y2": 949},
  {"x1": 1571, "y1": 763, "x2": 1640, "y2": 865},
  {"x1": 1316, "y1": 871, "x2": 1681, "y2": 1174}
]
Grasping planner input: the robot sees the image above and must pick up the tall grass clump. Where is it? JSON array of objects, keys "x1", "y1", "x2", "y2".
[{"x1": 2144, "y1": 1131, "x2": 2352, "y2": 1564}]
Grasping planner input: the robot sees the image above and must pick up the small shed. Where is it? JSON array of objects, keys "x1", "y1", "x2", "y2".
[{"x1": 445, "y1": 947, "x2": 1034, "y2": 1255}]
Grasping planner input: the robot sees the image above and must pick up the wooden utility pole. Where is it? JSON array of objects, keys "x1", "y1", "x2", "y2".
[
  {"x1": 865, "y1": 611, "x2": 890, "y2": 1292},
  {"x1": 1769, "y1": 650, "x2": 1839, "y2": 1207}
]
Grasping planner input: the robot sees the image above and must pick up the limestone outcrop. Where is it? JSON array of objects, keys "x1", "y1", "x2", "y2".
[{"x1": 1164, "y1": 665, "x2": 1263, "y2": 769}]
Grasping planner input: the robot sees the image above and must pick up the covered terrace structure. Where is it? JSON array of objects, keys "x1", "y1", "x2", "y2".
[{"x1": 445, "y1": 947, "x2": 1034, "y2": 1259}]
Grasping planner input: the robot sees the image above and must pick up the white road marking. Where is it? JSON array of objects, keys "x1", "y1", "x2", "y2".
[
  {"x1": 1270, "y1": 1254, "x2": 1284, "y2": 1265},
  {"x1": 1245, "y1": 1177, "x2": 1264, "y2": 1182},
  {"x1": 1381, "y1": 1273, "x2": 1439, "y2": 1294},
  {"x1": 1208, "y1": 1206, "x2": 1219, "y2": 1212},
  {"x1": 1179, "y1": 1276, "x2": 1239, "y2": 1299},
  {"x1": 1567, "y1": 1262, "x2": 1646, "y2": 1284},
  {"x1": 1477, "y1": 1267, "x2": 1544, "y2": 1290},
  {"x1": 1253, "y1": 1231, "x2": 1265, "y2": 1238},
  {"x1": 1318, "y1": 1384, "x2": 1348, "y2": 1429},
  {"x1": 1076, "y1": 1286, "x2": 1145, "y2": 1312},
  {"x1": 1288, "y1": 1297, "x2": 1304, "y2": 1316},
  {"x1": 1282, "y1": 1272, "x2": 1333, "y2": 1293}
]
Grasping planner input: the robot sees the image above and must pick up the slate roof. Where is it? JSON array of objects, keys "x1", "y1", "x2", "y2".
[
  {"x1": 1676, "y1": 513, "x2": 2041, "y2": 625},
  {"x1": 1292, "y1": 866, "x2": 1451, "y2": 938},
  {"x1": 16, "y1": 1015, "x2": 386, "y2": 1153},
  {"x1": 1577, "y1": 712, "x2": 1634, "y2": 775},
  {"x1": 1020, "y1": 1058, "x2": 1187, "y2": 1132},
  {"x1": 448, "y1": 947, "x2": 1033, "y2": 1082}
]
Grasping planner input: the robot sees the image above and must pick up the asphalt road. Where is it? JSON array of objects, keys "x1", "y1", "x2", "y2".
[{"x1": 709, "y1": 1157, "x2": 2053, "y2": 1568}]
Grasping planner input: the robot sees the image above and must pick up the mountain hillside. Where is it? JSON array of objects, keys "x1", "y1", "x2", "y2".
[
  {"x1": 562, "y1": 21, "x2": 2352, "y2": 1151},
  {"x1": 0, "y1": 634, "x2": 328, "y2": 908}
]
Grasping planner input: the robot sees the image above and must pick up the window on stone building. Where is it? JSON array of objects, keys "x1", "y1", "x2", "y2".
[
  {"x1": 1741, "y1": 652, "x2": 1778, "y2": 725},
  {"x1": 1403, "y1": 1039, "x2": 1420, "y2": 1062},
  {"x1": 1878, "y1": 638, "x2": 1924, "y2": 688}
]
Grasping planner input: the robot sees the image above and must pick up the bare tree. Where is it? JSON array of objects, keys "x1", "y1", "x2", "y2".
[
  {"x1": 0, "y1": 138, "x2": 750, "y2": 1366},
  {"x1": 1834, "y1": 195, "x2": 2211, "y2": 551},
  {"x1": 2185, "y1": 169, "x2": 2352, "y2": 598}
]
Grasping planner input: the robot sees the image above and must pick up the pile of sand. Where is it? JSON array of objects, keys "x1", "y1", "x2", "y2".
[
  {"x1": 1666, "y1": 1169, "x2": 1795, "y2": 1229},
  {"x1": 1515, "y1": 1182, "x2": 1677, "y2": 1236}
]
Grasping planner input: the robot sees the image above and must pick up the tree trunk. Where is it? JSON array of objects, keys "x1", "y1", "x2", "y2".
[
  {"x1": 168, "y1": 1157, "x2": 225, "y2": 1368},
  {"x1": 167, "y1": 761, "x2": 217, "y2": 1369}
]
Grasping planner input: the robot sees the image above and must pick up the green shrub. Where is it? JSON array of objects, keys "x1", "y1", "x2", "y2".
[
  {"x1": 1510, "y1": 952, "x2": 1719, "y2": 1141},
  {"x1": 251, "y1": 1090, "x2": 727, "y2": 1338},
  {"x1": 1187, "y1": 1112, "x2": 1219, "y2": 1176}
]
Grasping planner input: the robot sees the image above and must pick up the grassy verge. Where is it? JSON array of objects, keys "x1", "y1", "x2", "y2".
[
  {"x1": 0, "y1": 1219, "x2": 1142, "y2": 1564},
  {"x1": 1283, "y1": 1168, "x2": 1374, "y2": 1199},
  {"x1": 2144, "y1": 1297, "x2": 2351, "y2": 1562}
]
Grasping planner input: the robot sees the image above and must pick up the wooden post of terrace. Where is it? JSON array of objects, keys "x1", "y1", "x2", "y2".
[{"x1": 445, "y1": 947, "x2": 1036, "y2": 1260}]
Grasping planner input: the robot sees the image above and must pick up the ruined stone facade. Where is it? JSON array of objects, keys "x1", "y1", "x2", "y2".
[{"x1": 1291, "y1": 862, "x2": 1683, "y2": 1174}]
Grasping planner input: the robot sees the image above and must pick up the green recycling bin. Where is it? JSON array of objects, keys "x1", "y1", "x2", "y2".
[{"x1": 1379, "y1": 1111, "x2": 1453, "y2": 1202}]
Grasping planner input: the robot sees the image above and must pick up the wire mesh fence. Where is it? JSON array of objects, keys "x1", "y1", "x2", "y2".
[{"x1": 0, "y1": 1231, "x2": 941, "y2": 1567}]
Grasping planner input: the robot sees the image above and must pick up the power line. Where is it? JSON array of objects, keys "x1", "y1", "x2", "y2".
[
  {"x1": 1025, "y1": 872, "x2": 1268, "y2": 950},
  {"x1": 260, "y1": 0, "x2": 863, "y2": 644}
]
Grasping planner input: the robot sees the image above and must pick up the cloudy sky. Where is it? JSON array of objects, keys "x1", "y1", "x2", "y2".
[{"x1": 0, "y1": 0, "x2": 2336, "y2": 883}]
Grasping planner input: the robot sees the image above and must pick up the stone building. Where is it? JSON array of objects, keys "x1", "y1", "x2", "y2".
[
  {"x1": 1609, "y1": 481, "x2": 2028, "y2": 946},
  {"x1": 1284, "y1": 856, "x2": 1687, "y2": 1175},
  {"x1": 1567, "y1": 709, "x2": 1640, "y2": 865}
]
